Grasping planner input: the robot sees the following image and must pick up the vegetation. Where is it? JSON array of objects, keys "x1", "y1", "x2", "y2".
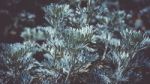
[{"x1": 0, "y1": 0, "x2": 150, "y2": 84}]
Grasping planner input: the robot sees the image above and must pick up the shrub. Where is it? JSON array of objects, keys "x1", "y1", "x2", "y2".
[{"x1": 0, "y1": 0, "x2": 150, "y2": 84}]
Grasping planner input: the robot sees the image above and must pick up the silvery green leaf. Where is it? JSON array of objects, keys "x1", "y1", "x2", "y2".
[
  {"x1": 109, "y1": 38, "x2": 121, "y2": 47},
  {"x1": 140, "y1": 37, "x2": 150, "y2": 47}
]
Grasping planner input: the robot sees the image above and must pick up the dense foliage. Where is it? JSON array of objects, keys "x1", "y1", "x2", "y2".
[{"x1": 0, "y1": 0, "x2": 150, "y2": 84}]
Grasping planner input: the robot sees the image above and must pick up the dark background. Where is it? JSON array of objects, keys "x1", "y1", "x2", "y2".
[{"x1": 0, "y1": 0, "x2": 149, "y2": 43}]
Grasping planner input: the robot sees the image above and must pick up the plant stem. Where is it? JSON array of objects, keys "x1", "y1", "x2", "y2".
[{"x1": 101, "y1": 44, "x2": 108, "y2": 60}]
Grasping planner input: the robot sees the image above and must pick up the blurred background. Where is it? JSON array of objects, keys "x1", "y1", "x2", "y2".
[{"x1": 0, "y1": 0, "x2": 149, "y2": 43}]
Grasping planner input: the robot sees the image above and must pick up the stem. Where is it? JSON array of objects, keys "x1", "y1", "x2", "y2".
[
  {"x1": 65, "y1": 52, "x2": 75, "y2": 84},
  {"x1": 65, "y1": 66, "x2": 73, "y2": 84},
  {"x1": 101, "y1": 44, "x2": 108, "y2": 60}
]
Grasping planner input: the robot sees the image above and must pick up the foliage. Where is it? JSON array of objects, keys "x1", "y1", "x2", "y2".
[{"x1": 0, "y1": 0, "x2": 150, "y2": 84}]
